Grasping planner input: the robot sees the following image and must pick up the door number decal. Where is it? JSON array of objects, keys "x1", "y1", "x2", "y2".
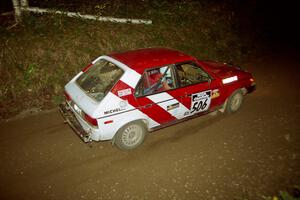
[{"x1": 191, "y1": 90, "x2": 211, "y2": 114}]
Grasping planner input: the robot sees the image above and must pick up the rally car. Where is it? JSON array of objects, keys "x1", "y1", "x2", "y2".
[{"x1": 59, "y1": 48, "x2": 256, "y2": 150}]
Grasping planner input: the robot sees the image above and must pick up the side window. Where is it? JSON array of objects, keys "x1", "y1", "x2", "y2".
[
  {"x1": 135, "y1": 65, "x2": 175, "y2": 97},
  {"x1": 175, "y1": 63, "x2": 210, "y2": 87}
]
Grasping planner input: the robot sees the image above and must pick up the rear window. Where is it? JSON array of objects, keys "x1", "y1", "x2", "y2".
[{"x1": 76, "y1": 59, "x2": 123, "y2": 102}]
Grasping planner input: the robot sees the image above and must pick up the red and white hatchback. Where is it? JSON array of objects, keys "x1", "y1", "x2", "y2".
[{"x1": 59, "y1": 48, "x2": 256, "y2": 150}]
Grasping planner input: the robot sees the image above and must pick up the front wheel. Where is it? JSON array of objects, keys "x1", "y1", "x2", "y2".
[
  {"x1": 226, "y1": 90, "x2": 244, "y2": 114},
  {"x1": 114, "y1": 121, "x2": 147, "y2": 150}
]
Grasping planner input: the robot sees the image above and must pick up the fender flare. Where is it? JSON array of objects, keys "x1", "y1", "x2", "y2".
[
  {"x1": 219, "y1": 87, "x2": 246, "y2": 113},
  {"x1": 111, "y1": 118, "x2": 148, "y2": 145}
]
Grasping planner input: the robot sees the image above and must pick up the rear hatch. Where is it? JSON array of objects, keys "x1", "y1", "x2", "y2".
[{"x1": 65, "y1": 58, "x2": 124, "y2": 119}]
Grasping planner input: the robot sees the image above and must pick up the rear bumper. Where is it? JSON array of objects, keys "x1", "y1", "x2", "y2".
[{"x1": 59, "y1": 103, "x2": 91, "y2": 143}]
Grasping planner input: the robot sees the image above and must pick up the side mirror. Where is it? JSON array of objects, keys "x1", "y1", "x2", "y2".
[{"x1": 208, "y1": 77, "x2": 212, "y2": 84}]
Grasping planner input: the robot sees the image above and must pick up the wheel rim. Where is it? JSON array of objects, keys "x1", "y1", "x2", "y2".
[
  {"x1": 230, "y1": 93, "x2": 242, "y2": 111},
  {"x1": 121, "y1": 124, "x2": 143, "y2": 147}
]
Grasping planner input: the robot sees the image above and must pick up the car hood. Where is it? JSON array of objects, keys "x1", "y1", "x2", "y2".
[{"x1": 202, "y1": 60, "x2": 244, "y2": 79}]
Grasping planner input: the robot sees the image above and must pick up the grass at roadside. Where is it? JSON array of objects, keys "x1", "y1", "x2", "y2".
[
  {"x1": 237, "y1": 185, "x2": 300, "y2": 200},
  {"x1": 0, "y1": 1, "x2": 262, "y2": 119}
]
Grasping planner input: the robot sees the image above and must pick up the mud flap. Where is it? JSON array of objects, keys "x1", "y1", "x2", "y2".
[
  {"x1": 58, "y1": 103, "x2": 92, "y2": 143},
  {"x1": 218, "y1": 99, "x2": 228, "y2": 113}
]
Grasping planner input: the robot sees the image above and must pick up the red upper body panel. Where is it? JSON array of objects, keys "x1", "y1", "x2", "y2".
[
  {"x1": 109, "y1": 48, "x2": 251, "y2": 80},
  {"x1": 109, "y1": 48, "x2": 196, "y2": 74},
  {"x1": 109, "y1": 48, "x2": 254, "y2": 99}
]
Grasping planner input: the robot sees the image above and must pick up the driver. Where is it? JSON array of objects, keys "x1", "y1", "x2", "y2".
[
  {"x1": 176, "y1": 65, "x2": 188, "y2": 86},
  {"x1": 144, "y1": 69, "x2": 171, "y2": 95}
]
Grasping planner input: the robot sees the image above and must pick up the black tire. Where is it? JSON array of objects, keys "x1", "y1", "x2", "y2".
[
  {"x1": 226, "y1": 89, "x2": 244, "y2": 114},
  {"x1": 114, "y1": 121, "x2": 147, "y2": 150}
]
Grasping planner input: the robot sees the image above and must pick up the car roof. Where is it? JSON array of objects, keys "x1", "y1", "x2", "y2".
[{"x1": 109, "y1": 48, "x2": 195, "y2": 74}]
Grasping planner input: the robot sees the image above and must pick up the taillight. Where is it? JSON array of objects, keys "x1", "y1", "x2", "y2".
[
  {"x1": 84, "y1": 113, "x2": 98, "y2": 127},
  {"x1": 64, "y1": 91, "x2": 71, "y2": 101},
  {"x1": 82, "y1": 63, "x2": 93, "y2": 72}
]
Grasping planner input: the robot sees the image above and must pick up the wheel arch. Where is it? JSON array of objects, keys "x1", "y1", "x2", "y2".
[
  {"x1": 225, "y1": 83, "x2": 246, "y2": 97},
  {"x1": 111, "y1": 117, "x2": 149, "y2": 145},
  {"x1": 219, "y1": 87, "x2": 246, "y2": 113}
]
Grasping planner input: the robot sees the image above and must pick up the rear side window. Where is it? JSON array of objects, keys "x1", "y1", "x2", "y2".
[
  {"x1": 135, "y1": 65, "x2": 175, "y2": 97},
  {"x1": 76, "y1": 59, "x2": 123, "y2": 102}
]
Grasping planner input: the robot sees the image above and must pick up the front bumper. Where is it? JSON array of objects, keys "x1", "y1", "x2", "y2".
[{"x1": 59, "y1": 103, "x2": 91, "y2": 143}]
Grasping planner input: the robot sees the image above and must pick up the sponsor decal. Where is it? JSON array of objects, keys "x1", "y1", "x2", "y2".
[
  {"x1": 222, "y1": 76, "x2": 238, "y2": 84},
  {"x1": 117, "y1": 88, "x2": 132, "y2": 97},
  {"x1": 167, "y1": 103, "x2": 179, "y2": 111},
  {"x1": 211, "y1": 89, "x2": 220, "y2": 99},
  {"x1": 191, "y1": 90, "x2": 211, "y2": 114},
  {"x1": 104, "y1": 108, "x2": 125, "y2": 115}
]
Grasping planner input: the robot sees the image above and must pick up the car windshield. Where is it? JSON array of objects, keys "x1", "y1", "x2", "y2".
[{"x1": 76, "y1": 59, "x2": 123, "y2": 102}]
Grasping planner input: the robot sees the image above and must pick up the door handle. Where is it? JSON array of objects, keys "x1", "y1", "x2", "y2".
[
  {"x1": 144, "y1": 104, "x2": 152, "y2": 108},
  {"x1": 183, "y1": 92, "x2": 191, "y2": 97}
]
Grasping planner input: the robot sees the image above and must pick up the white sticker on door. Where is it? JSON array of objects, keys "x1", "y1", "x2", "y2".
[
  {"x1": 191, "y1": 90, "x2": 211, "y2": 114},
  {"x1": 117, "y1": 88, "x2": 132, "y2": 97}
]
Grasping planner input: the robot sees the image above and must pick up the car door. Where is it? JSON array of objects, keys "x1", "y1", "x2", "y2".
[
  {"x1": 134, "y1": 65, "x2": 190, "y2": 126},
  {"x1": 168, "y1": 62, "x2": 217, "y2": 117}
]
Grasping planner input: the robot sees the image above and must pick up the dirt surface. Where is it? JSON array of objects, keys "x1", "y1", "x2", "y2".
[{"x1": 0, "y1": 51, "x2": 299, "y2": 200}]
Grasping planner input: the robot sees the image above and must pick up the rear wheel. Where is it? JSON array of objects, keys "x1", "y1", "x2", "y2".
[
  {"x1": 226, "y1": 90, "x2": 244, "y2": 114},
  {"x1": 114, "y1": 121, "x2": 146, "y2": 150}
]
